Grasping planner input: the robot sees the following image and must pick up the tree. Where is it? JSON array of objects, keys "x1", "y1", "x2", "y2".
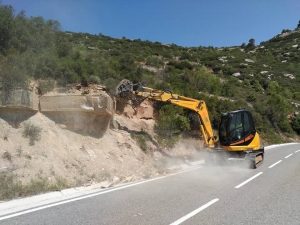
[
  {"x1": 56, "y1": 41, "x2": 72, "y2": 57},
  {"x1": 246, "y1": 38, "x2": 255, "y2": 48},
  {"x1": 10, "y1": 10, "x2": 30, "y2": 52},
  {"x1": 266, "y1": 94, "x2": 292, "y2": 132},
  {"x1": 281, "y1": 29, "x2": 291, "y2": 34},
  {"x1": 252, "y1": 80, "x2": 263, "y2": 92},
  {"x1": 117, "y1": 55, "x2": 136, "y2": 78},
  {"x1": 154, "y1": 105, "x2": 189, "y2": 146},
  {"x1": 187, "y1": 68, "x2": 221, "y2": 94},
  {"x1": 266, "y1": 81, "x2": 280, "y2": 95},
  {"x1": 34, "y1": 54, "x2": 58, "y2": 79},
  {"x1": 46, "y1": 19, "x2": 61, "y2": 31},
  {"x1": 291, "y1": 115, "x2": 300, "y2": 134},
  {"x1": 297, "y1": 20, "x2": 300, "y2": 29},
  {"x1": 0, "y1": 4, "x2": 14, "y2": 53}
]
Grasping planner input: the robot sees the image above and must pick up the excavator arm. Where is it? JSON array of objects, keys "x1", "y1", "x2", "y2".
[{"x1": 116, "y1": 79, "x2": 217, "y2": 148}]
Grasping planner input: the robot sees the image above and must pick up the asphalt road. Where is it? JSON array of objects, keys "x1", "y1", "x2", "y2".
[{"x1": 1, "y1": 143, "x2": 300, "y2": 225}]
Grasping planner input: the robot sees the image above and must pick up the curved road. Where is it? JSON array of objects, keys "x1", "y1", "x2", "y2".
[{"x1": 1, "y1": 143, "x2": 299, "y2": 225}]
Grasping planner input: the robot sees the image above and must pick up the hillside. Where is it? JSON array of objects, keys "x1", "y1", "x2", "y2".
[
  {"x1": 1, "y1": 4, "x2": 300, "y2": 141},
  {"x1": 0, "y1": 3, "x2": 300, "y2": 200}
]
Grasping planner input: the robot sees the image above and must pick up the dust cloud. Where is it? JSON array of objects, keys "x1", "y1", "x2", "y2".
[
  {"x1": 187, "y1": 153, "x2": 252, "y2": 184},
  {"x1": 154, "y1": 147, "x2": 253, "y2": 185}
]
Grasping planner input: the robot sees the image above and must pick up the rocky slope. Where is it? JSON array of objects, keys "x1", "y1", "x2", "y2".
[{"x1": 0, "y1": 86, "x2": 205, "y2": 192}]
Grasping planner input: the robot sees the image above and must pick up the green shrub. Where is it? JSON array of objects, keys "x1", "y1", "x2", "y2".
[
  {"x1": 89, "y1": 75, "x2": 101, "y2": 84},
  {"x1": 38, "y1": 78, "x2": 55, "y2": 95},
  {"x1": 22, "y1": 122, "x2": 42, "y2": 145},
  {"x1": 146, "y1": 56, "x2": 163, "y2": 67},
  {"x1": 131, "y1": 130, "x2": 151, "y2": 151},
  {"x1": 2, "y1": 151, "x2": 12, "y2": 162},
  {"x1": 246, "y1": 94, "x2": 256, "y2": 102},
  {"x1": 154, "y1": 105, "x2": 190, "y2": 148}
]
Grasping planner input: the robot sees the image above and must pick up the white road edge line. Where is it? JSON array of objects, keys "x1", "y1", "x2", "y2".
[
  {"x1": 0, "y1": 166, "x2": 203, "y2": 221},
  {"x1": 235, "y1": 172, "x2": 263, "y2": 189},
  {"x1": 169, "y1": 199, "x2": 219, "y2": 225},
  {"x1": 268, "y1": 160, "x2": 282, "y2": 168},
  {"x1": 265, "y1": 143, "x2": 299, "y2": 151},
  {"x1": 285, "y1": 154, "x2": 293, "y2": 158},
  {"x1": 295, "y1": 150, "x2": 300, "y2": 153}
]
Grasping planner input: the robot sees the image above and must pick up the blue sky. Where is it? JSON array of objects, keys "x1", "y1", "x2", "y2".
[{"x1": 2, "y1": 0, "x2": 300, "y2": 47}]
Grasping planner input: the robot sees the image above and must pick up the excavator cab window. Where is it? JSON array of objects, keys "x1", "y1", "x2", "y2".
[{"x1": 219, "y1": 110, "x2": 254, "y2": 145}]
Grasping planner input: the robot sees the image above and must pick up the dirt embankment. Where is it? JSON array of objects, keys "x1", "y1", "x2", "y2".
[{"x1": 0, "y1": 88, "x2": 205, "y2": 190}]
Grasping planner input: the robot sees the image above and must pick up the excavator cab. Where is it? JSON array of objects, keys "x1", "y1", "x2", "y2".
[
  {"x1": 216, "y1": 109, "x2": 264, "y2": 168},
  {"x1": 219, "y1": 110, "x2": 256, "y2": 146}
]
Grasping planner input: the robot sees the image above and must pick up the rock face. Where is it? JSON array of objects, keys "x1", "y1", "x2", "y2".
[
  {"x1": 123, "y1": 100, "x2": 154, "y2": 119},
  {"x1": 39, "y1": 95, "x2": 113, "y2": 113},
  {"x1": 0, "y1": 89, "x2": 114, "y2": 137},
  {"x1": 0, "y1": 89, "x2": 39, "y2": 110},
  {"x1": 40, "y1": 95, "x2": 113, "y2": 137},
  {"x1": 0, "y1": 89, "x2": 39, "y2": 128}
]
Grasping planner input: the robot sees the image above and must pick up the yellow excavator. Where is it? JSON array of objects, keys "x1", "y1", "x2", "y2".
[{"x1": 115, "y1": 79, "x2": 264, "y2": 169}]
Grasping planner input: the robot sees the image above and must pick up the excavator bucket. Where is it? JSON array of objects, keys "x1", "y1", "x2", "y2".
[
  {"x1": 115, "y1": 79, "x2": 132, "y2": 96},
  {"x1": 115, "y1": 79, "x2": 146, "y2": 108}
]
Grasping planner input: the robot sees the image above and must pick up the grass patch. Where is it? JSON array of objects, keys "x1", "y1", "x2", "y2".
[
  {"x1": 130, "y1": 130, "x2": 152, "y2": 151},
  {"x1": 0, "y1": 172, "x2": 70, "y2": 201}
]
